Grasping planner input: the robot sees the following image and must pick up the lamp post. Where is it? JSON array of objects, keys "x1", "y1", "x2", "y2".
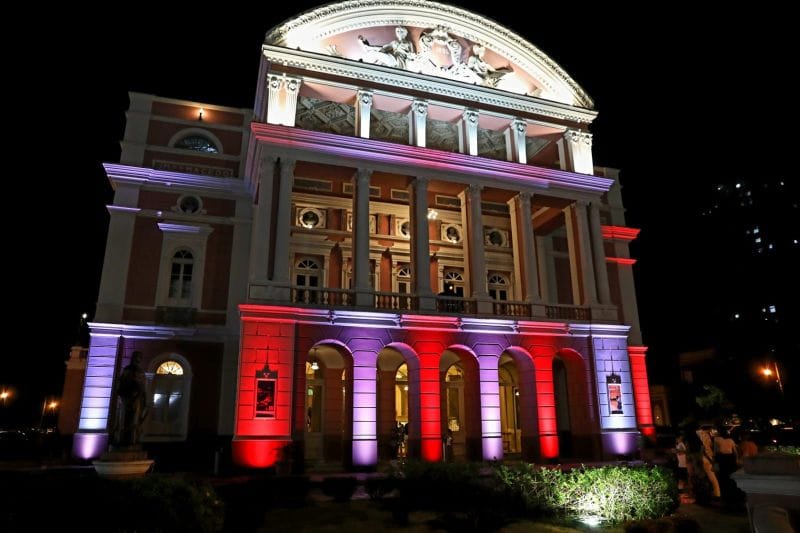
[
  {"x1": 75, "y1": 312, "x2": 88, "y2": 345},
  {"x1": 762, "y1": 361, "x2": 784, "y2": 396}
]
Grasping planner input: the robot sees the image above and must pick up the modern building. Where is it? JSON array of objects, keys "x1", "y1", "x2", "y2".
[{"x1": 73, "y1": 0, "x2": 653, "y2": 469}]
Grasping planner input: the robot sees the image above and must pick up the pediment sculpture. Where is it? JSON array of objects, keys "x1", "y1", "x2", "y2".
[{"x1": 355, "y1": 26, "x2": 513, "y2": 88}]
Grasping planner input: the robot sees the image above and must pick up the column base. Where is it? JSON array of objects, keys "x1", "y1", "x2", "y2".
[
  {"x1": 73, "y1": 432, "x2": 108, "y2": 460},
  {"x1": 475, "y1": 297, "x2": 494, "y2": 315},
  {"x1": 590, "y1": 304, "x2": 619, "y2": 321},
  {"x1": 354, "y1": 290, "x2": 374, "y2": 307},
  {"x1": 417, "y1": 294, "x2": 436, "y2": 311}
]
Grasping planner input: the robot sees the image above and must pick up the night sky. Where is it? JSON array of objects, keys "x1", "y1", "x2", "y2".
[{"x1": 8, "y1": 3, "x2": 797, "y2": 424}]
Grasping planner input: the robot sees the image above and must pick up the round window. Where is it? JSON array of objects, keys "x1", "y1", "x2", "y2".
[
  {"x1": 488, "y1": 230, "x2": 504, "y2": 246},
  {"x1": 179, "y1": 196, "x2": 201, "y2": 214},
  {"x1": 400, "y1": 221, "x2": 410, "y2": 237},
  {"x1": 301, "y1": 210, "x2": 320, "y2": 228},
  {"x1": 446, "y1": 226, "x2": 461, "y2": 243}
]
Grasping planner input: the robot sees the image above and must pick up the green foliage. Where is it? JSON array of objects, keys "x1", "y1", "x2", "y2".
[
  {"x1": 765, "y1": 445, "x2": 800, "y2": 456},
  {"x1": 494, "y1": 464, "x2": 678, "y2": 525},
  {"x1": 695, "y1": 385, "x2": 727, "y2": 410}
]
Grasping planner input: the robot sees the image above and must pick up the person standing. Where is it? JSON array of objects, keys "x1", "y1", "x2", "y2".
[
  {"x1": 697, "y1": 426, "x2": 721, "y2": 499},
  {"x1": 674, "y1": 435, "x2": 688, "y2": 490}
]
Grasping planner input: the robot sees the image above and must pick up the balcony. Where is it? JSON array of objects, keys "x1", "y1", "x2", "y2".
[{"x1": 250, "y1": 284, "x2": 598, "y2": 323}]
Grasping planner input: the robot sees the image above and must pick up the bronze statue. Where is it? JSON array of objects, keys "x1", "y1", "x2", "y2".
[{"x1": 114, "y1": 350, "x2": 148, "y2": 447}]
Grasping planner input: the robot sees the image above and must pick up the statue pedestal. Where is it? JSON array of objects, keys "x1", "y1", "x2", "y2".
[{"x1": 93, "y1": 446, "x2": 154, "y2": 478}]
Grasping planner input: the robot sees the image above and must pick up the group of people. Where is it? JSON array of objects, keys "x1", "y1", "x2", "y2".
[
  {"x1": 391, "y1": 421, "x2": 410, "y2": 458},
  {"x1": 674, "y1": 425, "x2": 758, "y2": 504}
]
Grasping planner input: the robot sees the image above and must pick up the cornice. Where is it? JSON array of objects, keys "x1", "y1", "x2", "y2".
[
  {"x1": 263, "y1": 46, "x2": 597, "y2": 124},
  {"x1": 263, "y1": 0, "x2": 593, "y2": 108},
  {"x1": 601, "y1": 225, "x2": 641, "y2": 241},
  {"x1": 251, "y1": 123, "x2": 614, "y2": 194},
  {"x1": 103, "y1": 163, "x2": 251, "y2": 198}
]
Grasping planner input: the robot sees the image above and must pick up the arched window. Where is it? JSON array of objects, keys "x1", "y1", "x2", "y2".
[
  {"x1": 143, "y1": 357, "x2": 191, "y2": 441},
  {"x1": 443, "y1": 270, "x2": 465, "y2": 297},
  {"x1": 174, "y1": 135, "x2": 219, "y2": 153},
  {"x1": 295, "y1": 257, "x2": 321, "y2": 304},
  {"x1": 169, "y1": 250, "x2": 194, "y2": 304},
  {"x1": 488, "y1": 273, "x2": 509, "y2": 301}
]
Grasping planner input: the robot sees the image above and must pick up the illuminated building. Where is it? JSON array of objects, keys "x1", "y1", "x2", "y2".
[{"x1": 74, "y1": 0, "x2": 652, "y2": 467}]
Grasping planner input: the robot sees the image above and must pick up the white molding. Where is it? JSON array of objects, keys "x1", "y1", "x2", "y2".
[
  {"x1": 264, "y1": 0, "x2": 593, "y2": 109},
  {"x1": 157, "y1": 222, "x2": 215, "y2": 235},
  {"x1": 103, "y1": 164, "x2": 251, "y2": 198},
  {"x1": 263, "y1": 46, "x2": 596, "y2": 124},
  {"x1": 130, "y1": 91, "x2": 250, "y2": 114}
]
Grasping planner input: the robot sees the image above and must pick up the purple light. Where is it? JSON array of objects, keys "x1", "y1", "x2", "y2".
[
  {"x1": 482, "y1": 437, "x2": 504, "y2": 461},
  {"x1": 352, "y1": 440, "x2": 378, "y2": 466},
  {"x1": 73, "y1": 432, "x2": 108, "y2": 460},
  {"x1": 602, "y1": 431, "x2": 638, "y2": 455}
]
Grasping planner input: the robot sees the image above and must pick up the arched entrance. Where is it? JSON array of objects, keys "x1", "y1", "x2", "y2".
[
  {"x1": 554, "y1": 348, "x2": 598, "y2": 459},
  {"x1": 498, "y1": 358, "x2": 521, "y2": 454},
  {"x1": 305, "y1": 344, "x2": 353, "y2": 467},
  {"x1": 501, "y1": 347, "x2": 539, "y2": 460},
  {"x1": 376, "y1": 345, "x2": 417, "y2": 459},
  {"x1": 143, "y1": 354, "x2": 192, "y2": 441},
  {"x1": 440, "y1": 348, "x2": 481, "y2": 461}
]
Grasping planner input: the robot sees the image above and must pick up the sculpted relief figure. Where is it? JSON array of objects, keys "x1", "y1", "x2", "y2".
[
  {"x1": 467, "y1": 44, "x2": 513, "y2": 87},
  {"x1": 357, "y1": 26, "x2": 416, "y2": 69}
]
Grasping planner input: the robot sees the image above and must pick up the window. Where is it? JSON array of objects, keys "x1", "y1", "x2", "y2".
[
  {"x1": 168, "y1": 250, "x2": 194, "y2": 303},
  {"x1": 485, "y1": 228, "x2": 507, "y2": 247},
  {"x1": 396, "y1": 265, "x2": 412, "y2": 309},
  {"x1": 143, "y1": 356, "x2": 191, "y2": 441},
  {"x1": 178, "y1": 195, "x2": 202, "y2": 214},
  {"x1": 296, "y1": 207, "x2": 326, "y2": 229},
  {"x1": 443, "y1": 270, "x2": 465, "y2": 297},
  {"x1": 295, "y1": 257, "x2": 321, "y2": 304},
  {"x1": 174, "y1": 135, "x2": 219, "y2": 153},
  {"x1": 396, "y1": 219, "x2": 410, "y2": 238},
  {"x1": 488, "y1": 273, "x2": 509, "y2": 301},
  {"x1": 441, "y1": 224, "x2": 462, "y2": 243}
]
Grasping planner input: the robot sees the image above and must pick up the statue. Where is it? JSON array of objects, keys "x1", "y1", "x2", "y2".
[
  {"x1": 467, "y1": 44, "x2": 513, "y2": 87},
  {"x1": 114, "y1": 350, "x2": 148, "y2": 447},
  {"x1": 357, "y1": 26, "x2": 416, "y2": 69}
]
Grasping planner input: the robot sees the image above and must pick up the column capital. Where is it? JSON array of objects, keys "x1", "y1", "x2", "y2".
[
  {"x1": 284, "y1": 76, "x2": 302, "y2": 93},
  {"x1": 412, "y1": 100, "x2": 429, "y2": 116},
  {"x1": 574, "y1": 199, "x2": 589, "y2": 208},
  {"x1": 412, "y1": 176, "x2": 430, "y2": 187},
  {"x1": 462, "y1": 108, "x2": 479, "y2": 124},
  {"x1": 268, "y1": 74, "x2": 282, "y2": 91},
  {"x1": 259, "y1": 152, "x2": 277, "y2": 166},
  {"x1": 279, "y1": 158, "x2": 296, "y2": 178},
  {"x1": 517, "y1": 191, "x2": 532, "y2": 205},
  {"x1": 510, "y1": 117, "x2": 527, "y2": 134},
  {"x1": 566, "y1": 128, "x2": 592, "y2": 146},
  {"x1": 357, "y1": 89, "x2": 374, "y2": 106},
  {"x1": 355, "y1": 168, "x2": 373, "y2": 182},
  {"x1": 468, "y1": 183, "x2": 483, "y2": 195}
]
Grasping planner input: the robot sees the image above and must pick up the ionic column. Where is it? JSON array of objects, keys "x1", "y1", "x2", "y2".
[
  {"x1": 266, "y1": 75, "x2": 302, "y2": 127},
  {"x1": 588, "y1": 202, "x2": 612, "y2": 305},
  {"x1": 249, "y1": 153, "x2": 277, "y2": 282},
  {"x1": 409, "y1": 177, "x2": 435, "y2": 310},
  {"x1": 409, "y1": 100, "x2": 428, "y2": 148},
  {"x1": 270, "y1": 158, "x2": 296, "y2": 298},
  {"x1": 352, "y1": 169, "x2": 373, "y2": 306},
  {"x1": 458, "y1": 109, "x2": 479, "y2": 156},
  {"x1": 461, "y1": 184, "x2": 490, "y2": 304},
  {"x1": 568, "y1": 201, "x2": 598, "y2": 306},
  {"x1": 510, "y1": 192, "x2": 541, "y2": 303},
  {"x1": 557, "y1": 129, "x2": 594, "y2": 174},
  {"x1": 505, "y1": 118, "x2": 527, "y2": 164},
  {"x1": 355, "y1": 89, "x2": 373, "y2": 138}
]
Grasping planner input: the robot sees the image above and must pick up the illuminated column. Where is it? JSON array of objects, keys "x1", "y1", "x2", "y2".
[
  {"x1": 629, "y1": 346, "x2": 655, "y2": 439},
  {"x1": 249, "y1": 153, "x2": 277, "y2": 282},
  {"x1": 417, "y1": 351, "x2": 442, "y2": 462},
  {"x1": 409, "y1": 100, "x2": 428, "y2": 148},
  {"x1": 588, "y1": 202, "x2": 612, "y2": 305},
  {"x1": 566, "y1": 201, "x2": 598, "y2": 306},
  {"x1": 476, "y1": 353, "x2": 503, "y2": 461},
  {"x1": 266, "y1": 75, "x2": 302, "y2": 127},
  {"x1": 509, "y1": 192, "x2": 541, "y2": 304},
  {"x1": 532, "y1": 352, "x2": 559, "y2": 459},
  {"x1": 557, "y1": 129, "x2": 594, "y2": 174},
  {"x1": 271, "y1": 158, "x2": 296, "y2": 299},
  {"x1": 355, "y1": 89, "x2": 373, "y2": 138},
  {"x1": 351, "y1": 342, "x2": 379, "y2": 466},
  {"x1": 505, "y1": 118, "x2": 527, "y2": 164},
  {"x1": 409, "y1": 177, "x2": 435, "y2": 310},
  {"x1": 73, "y1": 332, "x2": 121, "y2": 460},
  {"x1": 458, "y1": 109, "x2": 479, "y2": 156},
  {"x1": 352, "y1": 169, "x2": 373, "y2": 306},
  {"x1": 461, "y1": 184, "x2": 491, "y2": 311}
]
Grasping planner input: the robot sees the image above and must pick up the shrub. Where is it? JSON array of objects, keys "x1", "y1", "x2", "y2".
[
  {"x1": 320, "y1": 476, "x2": 358, "y2": 502},
  {"x1": 494, "y1": 464, "x2": 678, "y2": 526}
]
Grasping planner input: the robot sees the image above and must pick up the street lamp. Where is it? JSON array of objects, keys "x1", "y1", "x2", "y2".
[
  {"x1": 75, "y1": 312, "x2": 88, "y2": 345},
  {"x1": 761, "y1": 361, "x2": 784, "y2": 396},
  {"x1": 0, "y1": 389, "x2": 9, "y2": 407}
]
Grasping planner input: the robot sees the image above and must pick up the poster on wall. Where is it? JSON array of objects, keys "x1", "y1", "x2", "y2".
[
  {"x1": 607, "y1": 373, "x2": 623, "y2": 415},
  {"x1": 255, "y1": 378, "x2": 276, "y2": 418}
]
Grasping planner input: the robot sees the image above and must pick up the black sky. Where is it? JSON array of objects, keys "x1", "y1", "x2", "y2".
[{"x1": 8, "y1": 3, "x2": 797, "y2": 423}]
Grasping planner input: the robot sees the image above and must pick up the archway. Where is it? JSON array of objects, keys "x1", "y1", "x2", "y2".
[
  {"x1": 554, "y1": 348, "x2": 598, "y2": 459},
  {"x1": 501, "y1": 347, "x2": 539, "y2": 460},
  {"x1": 440, "y1": 348, "x2": 481, "y2": 461},
  {"x1": 142, "y1": 353, "x2": 192, "y2": 442},
  {"x1": 377, "y1": 343, "x2": 420, "y2": 459},
  {"x1": 305, "y1": 343, "x2": 353, "y2": 467}
]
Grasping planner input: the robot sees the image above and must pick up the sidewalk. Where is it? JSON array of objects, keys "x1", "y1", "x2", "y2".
[{"x1": 677, "y1": 501, "x2": 749, "y2": 532}]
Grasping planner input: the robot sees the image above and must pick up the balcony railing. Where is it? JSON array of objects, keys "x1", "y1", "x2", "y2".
[{"x1": 255, "y1": 283, "x2": 595, "y2": 322}]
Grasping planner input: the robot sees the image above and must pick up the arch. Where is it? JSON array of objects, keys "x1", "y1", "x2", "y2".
[
  {"x1": 304, "y1": 341, "x2": 354, "y2": 467},
  {"x1": 554, "y1": 347, "x2": 599, "y2": 459},
  {"x1": 440, "y1": 345, "x2": 481, "y2": 461},
  {"x1": 142, "y1": 352, "x2": 193, "y2": 442},
  {"x1": 376, "y1": 343, "x2": 419, "y2": 460},
  {"x1": 168, "y1": 127, "x2": 224, "y2": 154},
  {"x1": 266, "y1": 0, "x2": 593, "y2": 107},
  {"x1": 500, "y1": 346, "x2": 539, "y2": 460}
]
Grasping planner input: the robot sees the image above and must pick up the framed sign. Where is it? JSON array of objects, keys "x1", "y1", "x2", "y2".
[
  {"x1": 607, "y1": 373, "x2": 623, "y2": 415},
  {"x1": 255, "y1": 364, "x2": 278, "y2": 418}
]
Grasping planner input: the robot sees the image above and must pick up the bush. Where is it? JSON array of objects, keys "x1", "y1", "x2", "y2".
[
  {"x1": 320, "y1": 476, "x2": 358, "y2": 502},
  {"x1": 494, "y1": 464, "x2": 678, "y2": 525}
]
